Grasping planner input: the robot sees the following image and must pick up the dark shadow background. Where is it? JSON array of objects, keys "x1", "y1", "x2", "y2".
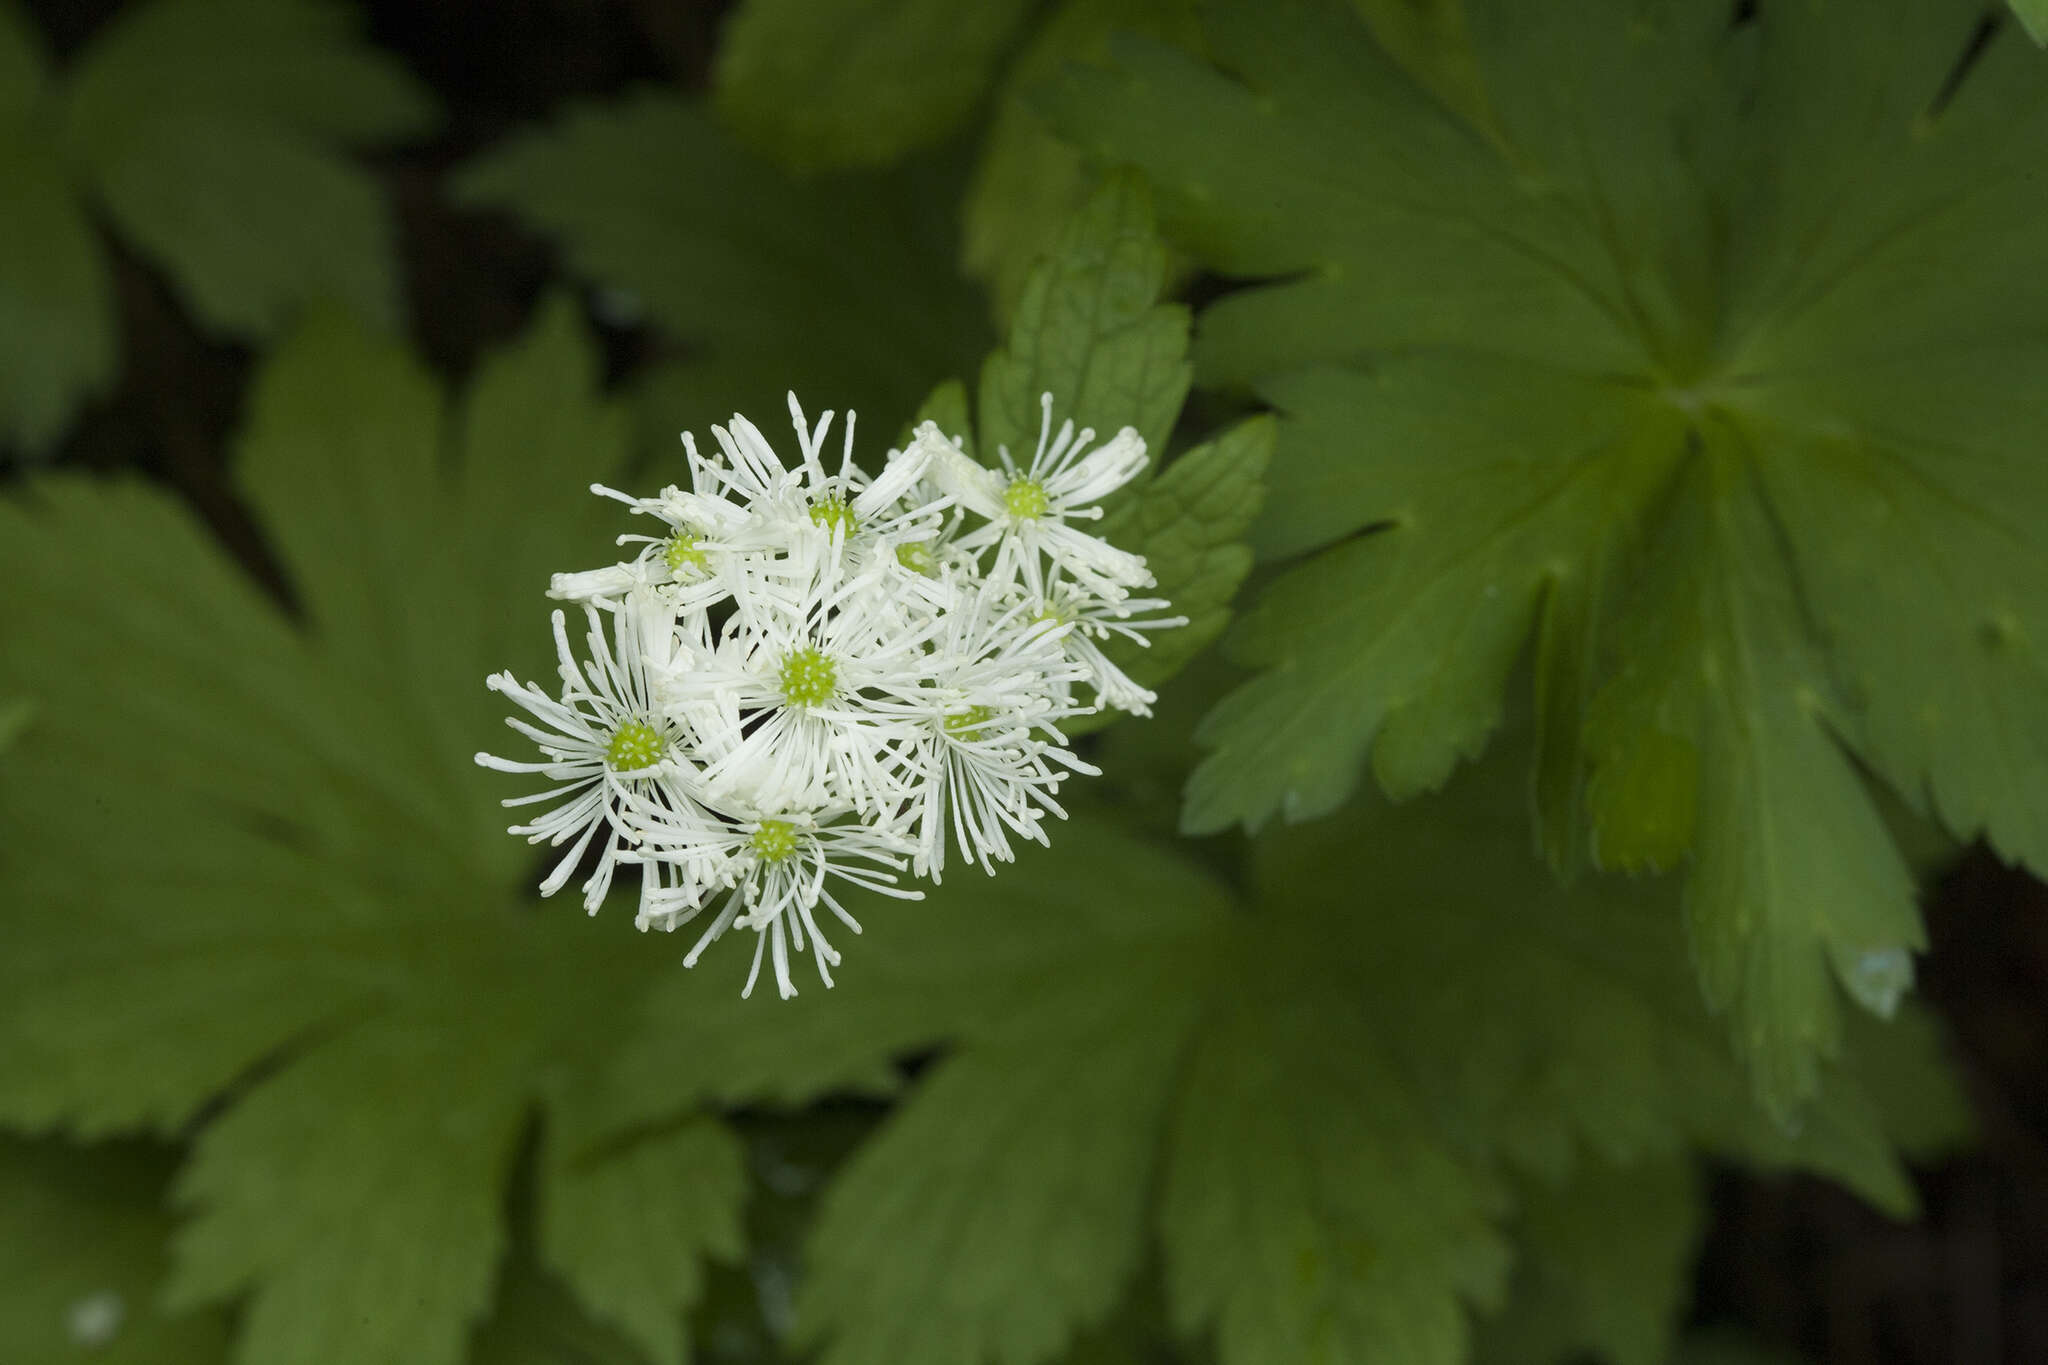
[{"x1": 17, "y1": 2, "x2": 2048, "y2": 1361}]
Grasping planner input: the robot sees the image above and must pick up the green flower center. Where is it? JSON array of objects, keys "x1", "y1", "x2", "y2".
[
  {"x1": 663, "y1": 530, "x2": 708, "y2": 574},
  {"x1": 779, "y1": 646, "x2": 839, "y2": 707},
  {"x1": 895, "y1": 542, "x2": 938, "y2": 576},
  {"x1": 605, "y1": 720, "x2": 666, "y2": 772},
  {"x1": 809, "y1": 495, "x2": 858, "y2": 539},
  {"x1": 751, "y1": 819, "x2": 799, "y2": 863},
  {"x1": 1003, "y1": 478, "x2": 1050, "y2": 520},
  {"x1": 943, "y1": 705, "x2": 995, "y2": 741}
]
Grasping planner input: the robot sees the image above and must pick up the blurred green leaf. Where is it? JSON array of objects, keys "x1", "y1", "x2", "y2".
[
  {"x1": 976, "y1": 169, "x2": 1190, "y2": 479},
  {"x1": 0, "y1": 1137, "x2": 231, "y2": 1364},
  {"x1": 1046, "y1": 0, "x2": 2048, "y2": 1115},
  {"x1": 541, "y1": 1120, "x2": 748, "y2": 1365},
  {"x1": 714, "y1": 0, "x2": 1036, "y2": 169},
  {"x1": 765, "y1": 742, "x2": 1957, "y2": 1365},
  {"x1": 452, "y1": 93, "x2": 988, "y2": 450},
  {"x1": 0, "y1": 0, "x2": 431, "y2": 458},
  {"x1": 0, "y1": 302, "x2": 741, "y2": 1365},
  {"x1": 0, "y1": 695, "x2": 31, "y2": 753},
  {"x1": 61, "y1": 0, "x2": 434, "y2": 336},
  {"x1": 1347, "y1": 0, "x2": 1496, "y2": 135},
  {"x1": 963, "y1": 0, "x2": 1202, "y2": 321},
  {"x1": 2013, "y1": 0, "x2": 2048, "y2": 44},
  {"x1": 799, "y1": 987, "x2": 1207, "y2": 1365},
  {"x1": 1472, "y1": 1157, "x2": 1703, "y2": 1365},
  {"x1": 472, "y1": 1260, "x2": 659, "y2": 1365},
  {"x1": 0, "y1": 1, "x2": 111, "y2": 456}
]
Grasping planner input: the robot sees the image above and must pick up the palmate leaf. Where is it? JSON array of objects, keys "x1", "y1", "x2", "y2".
[
  {"x1": 1044, "y1": 0, "x2": 2048, "y2": 1113},
  {"x1": 0, "y1": 0, "x2": 432, "y2": 458},
  {"x1": 452, "y1": 93, "x2": 988, "y2": 450},
  {"x1": 768, "y1": 747, "x2": 1962, "y2": 1365},
  {"x1": 0, "y1": 302, "x2": 745, "y2": 1365}
]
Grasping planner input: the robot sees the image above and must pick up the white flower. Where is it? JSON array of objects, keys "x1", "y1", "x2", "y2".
[
  {"x1": 630, "y1": 803, "x2": 920, "y2": 999},
  {"x1": 901, "y1": 585, "x2": 1098, "y2": 879},
  {"x1": 478, "y1": 390, "x2": 1184, "y2": 998},
  {"x1": 653, "y1": 536, "x2": 940, "y2": 816},
  {"x1": 1035, "y1": 568, "x2": 1188, "y2": 717},
  {"x1": 474, "y1": 601, "x2": 696, "y2": 912},
  {"x1": 938, "y1": 392, "x2": 1154, "y2": 601}
]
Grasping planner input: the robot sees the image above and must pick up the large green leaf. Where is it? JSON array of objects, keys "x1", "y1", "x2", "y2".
[
  {"x1": 453, "y1": 93, "x2": 988, "y2": 449},
  {"x1": 714, "y1": 0, "x2": 1037, "y2": 169},
  {"x1": 1044, "y1": 0, "x2": 2048, "y2": 1113},
  {"x1": 0, "y1": 303, "x2": 744, "y2": 1365},
  {"x1": 763, "y1": 746, "x2": 1960, "y2": 1365},
  {"x1": 0, "y1": 0, "x2": 431, "y2": 457}
]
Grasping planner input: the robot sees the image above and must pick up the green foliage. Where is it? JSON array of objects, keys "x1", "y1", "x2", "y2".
[
  {"x1": 1097, "y1": 416, "x2": 1273, "y2": 692},
  {"x1": 977, "y1": 171, "x2": 1191, "y2": 476},
  {"x1": 540, "y1": 1120, "x2": 747, "y2": 1365},
  {"x1": 0, "y1": 695, "x2": 29, "y2": 754},
  {"x1": 961, "y1": 0, "x2": 1203, "y2": 320},
  {"x1": 0, "y1": 1137, "x2": 230, "y2": 1363},
  {"x1": 1044, "y1": 0, "x2": 2048, "y2": 1113},
  {"x1": 2014, "y1": 0, "x2": 2048, "y2": 44},
  {"x1": 960, "y1": 170, "x2": 1262, "y2": 722},
  {"x1": 756, "y1": 747, "x2": 1960, "y2": 1365},
  {"x1": 0, "y1": 0, "x2": 432, "y2": 457},
  {"x1": 0, "y1": 301, "x2": 744, "y2": 1365},
  {"x1": 452, "y1": 93, "x2": 988, "y2": 451},
  {"x1": 714, "y1": 0, "x2": 1037, "y2": 169},
  {"x1": 1472, "y1": 1157, "x2": 1703, "y2": 1365}
]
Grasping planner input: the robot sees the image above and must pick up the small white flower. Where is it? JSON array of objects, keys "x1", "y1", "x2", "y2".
[
  {"x1": 940, "y1": 393, "x2": 1155, "y2": 601},
  {"x1": 475, "y1": 601, "x2": 697, "y2": 912},
  {"x1": 631, "y1": 805, "x2": 921, "y2": 999},
  {"x1": 902, "y1": 586, "x2": 1098, "y2": 879},
  {"x1": 1035, "y1": 568, "x2": 1188, "y2": 717}
]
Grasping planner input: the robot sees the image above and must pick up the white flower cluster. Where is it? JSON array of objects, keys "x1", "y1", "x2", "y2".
[{"x1": 476, "y1": 393, "x2": 1182, "y2": 998}]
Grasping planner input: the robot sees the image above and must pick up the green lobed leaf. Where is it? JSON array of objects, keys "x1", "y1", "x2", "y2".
[
  {"x1": 798, "y1": 985, "x2": 1209, "y2": 1365},
  {"x1": 1472, "y1": 1156, "x2": 1704, "y2": 1365},
  {"x1": 1160, "y1": 970, "x2": 1511, "y2": 1365},
  {"x1": 962, "y1": 0, "x2": 1203, "y2": 321},
  {"x1": 1585, "y1": 448, "x2": 1922, "y2": 1116},
  {"x1": 1044, "y1": 0, "x2": 2048, "y2": 1112},
  {"x1": 976, "y1": 168, "x2": 1190, "y2": 482},
  {"x1": 0, "y1": 303, "x2": 749, "y2": 1365},
  {"x1": 1091, "y1": 414, "x2": 1273, "y2": 696},
  {"x1": 1251, "y1": 742, "x2": 1954, "y2": 1215},
  {"x1": 540, "y1": 1120, "x2": 748, "y2": 1365},
  {"x1": 770, "y1": 740, "x2": 1956, "y2": 1365},
  {"x1": 0, "y1": 1137, "x2": 231, "y2": 1364},
  {"x1": 60, "y1": 0, "x2": 434, "y2": 335},
  {"x1": 452, "y1": 92, "x2": 988, "y2": 448},
  {"x1": 714, "y1": 0, "x2": 1037, "y2": 170},
  {"x1": 0, "y1": 0, "x2": 431, "y2": 456}
]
